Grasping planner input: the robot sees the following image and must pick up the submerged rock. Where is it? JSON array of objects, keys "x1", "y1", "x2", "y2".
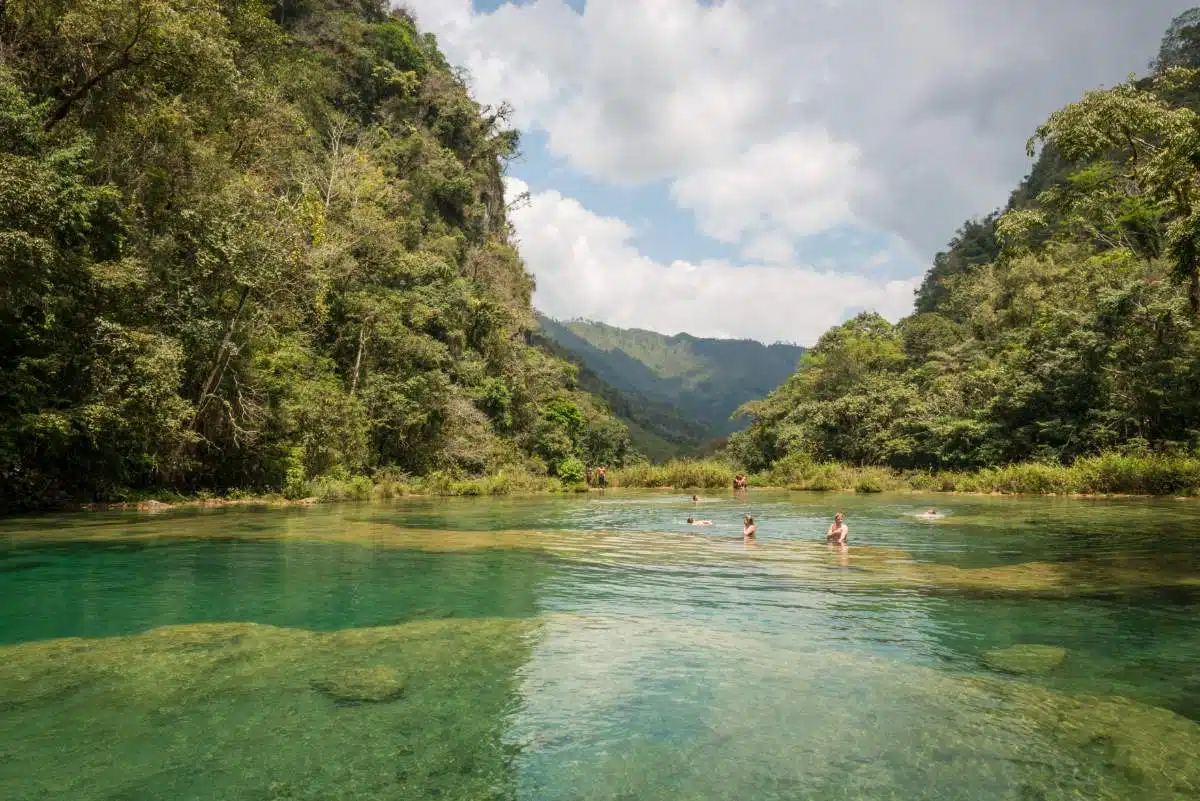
[
  {"x1": 982, "y1": 644, "x2": 1069, "y2": 675},
  {"x1": 312, "y1": 666, "x2": 406, "y2": 703},
  {"x1": 0, "y1": 618, "x2": 537, "y2": 801},
  {"x1": 843, "y1": 552, "x2": 1200, "y2": 599}
]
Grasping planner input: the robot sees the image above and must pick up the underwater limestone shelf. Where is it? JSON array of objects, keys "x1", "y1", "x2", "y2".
[
  {"x1": 9, "y1": 509, "x2": 1198, "y2": 602},
  {"x1": 0, "y1": 619, "x2": 540, "y2": 801},
  {"x1": 836, "y1": 550, "x2": 1200, "y2": 599},
  {"x1": 516, "y1": 615, "x2": 1200, "y2": 801},
  {"x1": 6, "y1": 508, "x2": 1197, "y2": 604},
  {"x1": 2, "y1": 618, "x2": 1200, "y2": 800}
]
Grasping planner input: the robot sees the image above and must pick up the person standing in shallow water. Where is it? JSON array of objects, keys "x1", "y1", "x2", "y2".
[
  {"x1": 743, "y1": 515, "x2": 757, "y2": 540},
  {"x1": 826, "y1": 512, "x2": 848, "y2": 545}
]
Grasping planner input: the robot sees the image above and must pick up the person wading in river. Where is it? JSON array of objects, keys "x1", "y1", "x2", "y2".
[
  {"x1": 826, "y1": 512, "x2": 848, "y2": 545},
  {"x1": 743, "y1": 515, "x2": 757, "y2": 541}
]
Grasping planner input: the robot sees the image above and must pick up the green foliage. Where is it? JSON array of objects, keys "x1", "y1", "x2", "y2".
[
  {"x1": 735, "y1": 19, "x2": 1200, "y2": 478},
  {"x1": 0, "y1": 0, "x2": 632, "y2": 510},
  {"x1": 609, "y1": 459, "x2": 737, "y2": 489},
  {"x1": 555, "y1": 455, "x2": 586, "y2": 485},
  {"x1": 281, "y1": 446, "x2": 308, "y2": 500},
  {"x1": 1154, "y1": 9, "x2": 1200, "y2": 71}
]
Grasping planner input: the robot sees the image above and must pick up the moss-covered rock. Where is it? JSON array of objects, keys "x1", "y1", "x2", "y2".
[
  {"x1": 312, "y1": 666, "x2": 406, "y2": 703},
  {"x1": 982, "y1": 644, "x2": 1069, "y2": 675}
]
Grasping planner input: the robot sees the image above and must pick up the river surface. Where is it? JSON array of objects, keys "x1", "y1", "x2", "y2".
[{"x1": 2, "y1": 491, "x2": 1199, "y2": 800}]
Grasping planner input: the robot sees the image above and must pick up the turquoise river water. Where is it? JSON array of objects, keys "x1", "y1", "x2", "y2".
[{"x1": 1, "y1": 491, "x2": 1199, "y2": 800}]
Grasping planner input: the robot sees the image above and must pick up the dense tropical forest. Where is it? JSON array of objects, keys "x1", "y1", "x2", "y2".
[
  {"x1": 7, "y1": 2, "x2": 1200, "y2": 509},
  {"x1": 728, "y1": 9, "x2": 1200, "y2": 486},
  {"x1": 0, "y1": 0, "x2": 637, "y2": 511},
  {"x1": 535, "y1": 315, "x2": 803, "y2": 460}
]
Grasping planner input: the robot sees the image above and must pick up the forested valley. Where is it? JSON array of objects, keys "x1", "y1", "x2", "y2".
[
  {"x1": 534, "y1": 315, "x2": 804, "y2": 461},
  {"x1": 0, "y1": 0, "x2": 635, "y2": 511},
  {"x1": 726, "y1": 9, "x2": 1200, "y2": 493}
]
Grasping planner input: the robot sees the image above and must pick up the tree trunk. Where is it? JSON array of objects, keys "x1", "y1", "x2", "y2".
[
  {"x1": 350, "y1": 324, "x2": 367, "y2": 396},
  {"x1": 189, "y1": 285, "x2": 250, "y2": 430},
  {"x1": 1191, "y1": 269, "x2": 1200, "y2": 316}
]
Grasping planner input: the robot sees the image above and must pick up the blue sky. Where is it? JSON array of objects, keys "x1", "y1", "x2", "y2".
[{"x1": 406, "y1": 0, "x2": 1189, "y2": 343}]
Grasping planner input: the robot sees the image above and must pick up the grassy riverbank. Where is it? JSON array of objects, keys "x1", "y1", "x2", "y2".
[
  {"x1": 83, "y1": 451, "x2": 1200, "y2": 512},
  {"x1": 86, "y1": 469, "x2": 590, "y2": 510},
  {"x1": 610, "y1": 453, "x2": 1200, "y2": 496}
]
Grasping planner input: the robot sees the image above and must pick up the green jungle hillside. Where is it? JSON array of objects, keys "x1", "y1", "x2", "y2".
[
  {"x1": 0, "y1": 0, "x2": 635, "y2": 511},
  {"x1": 730, "y1": 9, "x2": 1200, "y2": 475},
  {"x1": 535, "y1": 315, "x2": 804, "y2": 455}
]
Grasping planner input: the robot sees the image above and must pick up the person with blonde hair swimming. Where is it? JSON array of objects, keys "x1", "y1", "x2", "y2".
[{"x1": 826, "y1": 512, "x2": 848, "y2": 545}]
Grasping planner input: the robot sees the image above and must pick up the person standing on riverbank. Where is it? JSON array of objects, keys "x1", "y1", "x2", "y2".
[{"x1": 826, "y1": 512, "x2": 848, "y2": 544}]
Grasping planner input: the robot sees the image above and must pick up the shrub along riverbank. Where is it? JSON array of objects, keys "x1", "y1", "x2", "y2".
[
  {"x1": 86, "y1": 451, "x2": 1200, "y2": 510},
  {"x1": 609, "y1": 453, "x2": 1200, "y2": 497},
  {"x1": 91, "y1": 467, "x2": 590, "y2": 508}
]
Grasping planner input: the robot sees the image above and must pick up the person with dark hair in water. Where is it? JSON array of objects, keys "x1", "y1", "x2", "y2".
[
  {"x1": 595, "y1": 465, "x2": 607, "y2": 489},
  {"x1": 687, "y1": 517, "x2": 713, "y2": 526},
  {"x1": 733, "y1": 474, "x2": 748, "y2": 491}
]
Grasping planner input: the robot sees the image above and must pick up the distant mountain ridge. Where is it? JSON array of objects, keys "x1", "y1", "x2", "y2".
[{"x1": 534, "y1": 315, "x2": 804, "y2": 458}]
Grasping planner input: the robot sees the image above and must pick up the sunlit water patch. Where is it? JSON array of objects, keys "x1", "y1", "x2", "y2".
[{"x1": 1, "y1": 492, "x2": 1198, "y2": 799}]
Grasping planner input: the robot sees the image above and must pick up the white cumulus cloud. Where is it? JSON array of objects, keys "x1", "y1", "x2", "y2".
[
  {"x1": 506, "y1": 178, "x2": 918, "y2": 344},
  {"x1": 406, "y1": 0, "x2": 1184, "y2": 252},
  {"x1": 670, "y1": 131, "x2": 869, "y2": 256},
  {"x1": 401, "y1": 0, "x2": 1189, "y2": 340}
]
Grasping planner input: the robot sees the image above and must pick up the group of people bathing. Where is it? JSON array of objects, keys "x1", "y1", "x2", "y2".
[
  {"x1": 586, "y1": 465, "x2": 609, "y2": 488},
  {"x1": 685, "y1": 495, "x2": 849, "y2": 545}
]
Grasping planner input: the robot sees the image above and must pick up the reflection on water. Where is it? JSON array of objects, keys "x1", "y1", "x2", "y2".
[{"x1": 2, "y1": 491, "x2": 1199, "y2": 800}]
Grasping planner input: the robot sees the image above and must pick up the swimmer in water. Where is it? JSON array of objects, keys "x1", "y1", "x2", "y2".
[
  {"x1": 826, "y1": 512, "x2": 848, "y2": 545},
  {"x1": 687, "y1": 517, "x2": 713, "y2": 526},
  {"x1": 743, "y1": 515, "x2": 757, "y2": 540},
  {"x1": 691, "y1": 494, "x2": 699, "y2": 503}
]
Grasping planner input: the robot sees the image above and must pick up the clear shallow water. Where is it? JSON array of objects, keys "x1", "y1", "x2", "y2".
[{"x1": 2, "y1": 491, "x2": 1199, "y2": 800}]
